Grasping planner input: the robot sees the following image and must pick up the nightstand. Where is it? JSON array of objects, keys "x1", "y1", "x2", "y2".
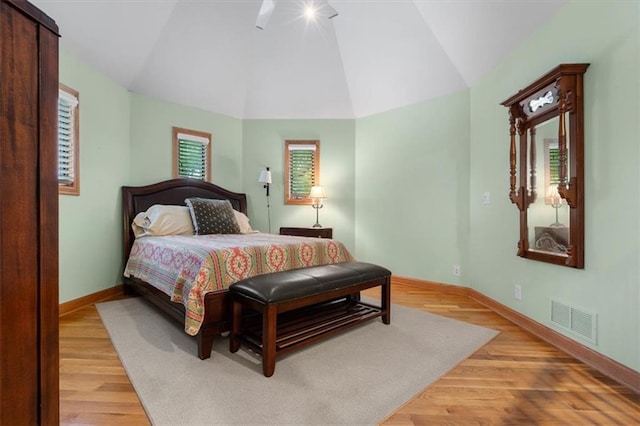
[{"x1": 279, "y1": 227, "x2": 333, "y2": 239}]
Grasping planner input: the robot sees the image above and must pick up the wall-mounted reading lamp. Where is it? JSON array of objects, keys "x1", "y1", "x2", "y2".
[{"x1": 258, "y1": 167, "x2": 273, "y2": 233}]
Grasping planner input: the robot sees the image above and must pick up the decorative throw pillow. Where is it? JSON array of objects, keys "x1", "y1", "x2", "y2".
[
  {"x1": 233, "y1": 210, "x2": 255, "y2": 234},
  {"x1": 132, "y1": 205, "x2": 194, "y2": 238},
  {"x1": 185, "y1": 198, "x2": 241, "y2": 235}
]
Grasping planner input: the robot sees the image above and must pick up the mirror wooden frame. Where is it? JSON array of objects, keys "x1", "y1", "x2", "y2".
[{"x1": 501, "y1": 64, "x2": 589, "y2": 268}]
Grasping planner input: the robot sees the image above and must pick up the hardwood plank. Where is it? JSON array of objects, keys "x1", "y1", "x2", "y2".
[
  {"x1": 59, "y1": 281, "x2": 640, "y2": 425},
  {"x1": 59, "y1": 299, "x2": 149, "y2": 425},
  {"x1": 371, "y1": 283, "x2": 640, "y2": 425}
]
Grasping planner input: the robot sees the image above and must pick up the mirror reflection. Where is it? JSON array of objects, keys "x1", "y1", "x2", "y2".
[{"x1": 527, "y1": 116, "x2": 570, "y2": 255}]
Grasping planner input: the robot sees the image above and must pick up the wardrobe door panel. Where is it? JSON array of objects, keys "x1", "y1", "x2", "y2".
[
  {"x1": 0, "y1": 0, "x2": 59, "y2": 423},
  {"x1": 0, "y1": 5, "x2": 40, "y2": 423}
]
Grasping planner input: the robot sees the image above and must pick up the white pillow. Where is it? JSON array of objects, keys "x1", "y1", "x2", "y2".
[
  {"x1": 233, "y1": 210, "x2": 255, "y2": 234},
  {"x1": 132, "y1": 205, "x2": 194, "y2": 238}
]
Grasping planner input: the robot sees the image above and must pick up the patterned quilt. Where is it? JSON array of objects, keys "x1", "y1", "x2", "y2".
[{"x1": 124, "y1": 233, "x2": 354, "y2": 335}]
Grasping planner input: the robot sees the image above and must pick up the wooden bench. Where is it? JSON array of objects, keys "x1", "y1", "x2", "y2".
[{"x1": 229, "y1": 262, "x2": 391, "y2": 377}]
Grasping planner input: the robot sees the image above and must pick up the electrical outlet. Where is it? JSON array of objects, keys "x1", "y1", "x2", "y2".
[
  {"x1": 453, "y1": 265, "x2": 461, "y2": 277},
  {"x1": 514, "y1": 284, "x2": 522, "y2": 300},
  {"x1": 482, "y1": 192, "x2": 491, "y2": 205}
]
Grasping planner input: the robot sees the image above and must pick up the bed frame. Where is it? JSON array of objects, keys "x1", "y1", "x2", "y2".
[{"x1": 122, "y1": 178, "x2": 248, "y2": 359}]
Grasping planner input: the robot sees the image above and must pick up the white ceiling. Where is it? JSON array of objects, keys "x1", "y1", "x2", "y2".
[{"x1": 32, "y1": 0, "x2": 566, "y2": 119}]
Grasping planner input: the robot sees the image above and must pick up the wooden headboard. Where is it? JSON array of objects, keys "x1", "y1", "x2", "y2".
[{"x1": 122, "y1": 179, "x2": 248, "y2": 262}]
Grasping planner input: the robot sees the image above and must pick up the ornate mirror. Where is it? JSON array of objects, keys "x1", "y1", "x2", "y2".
[{"x1": 501, "y1": 64, "x2": 589, "y2": 268}]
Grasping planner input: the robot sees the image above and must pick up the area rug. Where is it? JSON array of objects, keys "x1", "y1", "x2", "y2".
[{"x1": 97, "y1": 297, "x2": 498, "y2": 425}]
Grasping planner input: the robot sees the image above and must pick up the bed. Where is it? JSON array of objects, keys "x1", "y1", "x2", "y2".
[{"x1": 121, "y1": 178, "x2": 353, "y2": 359}]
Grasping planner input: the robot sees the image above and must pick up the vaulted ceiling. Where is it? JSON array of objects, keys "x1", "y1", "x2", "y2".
[{"x1": 32, "y1": 0, "x2": 566, "y2": 119}]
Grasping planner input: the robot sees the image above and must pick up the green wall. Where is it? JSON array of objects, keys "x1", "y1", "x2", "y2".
[
  {"x1": 469, "y1": 1, "x2": 639, "y2": 370},
  {"x1": 350, "y1": 0, "x2": 639, "y2": 372},
  {"x1": 129, "y1": 94, "x2": 244, "y2": 191},
  {"x1": 58, "y1": 49, "x2": 131, "y2": 302},
  {"x1": 354, "y1": 90, "x2": 471, "y2": 285},
  {"x1": 242, "y1": 119, "x2": 356, "y2": 252}
]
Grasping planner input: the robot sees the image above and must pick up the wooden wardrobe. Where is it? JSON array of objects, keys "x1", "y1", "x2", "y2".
[{"x1": 0, "y1": 0, "x2": 59, "y2": 423}]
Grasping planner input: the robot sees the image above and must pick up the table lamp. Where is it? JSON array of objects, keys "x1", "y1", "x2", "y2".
[
  {"x1": 309, "y1": 186, "x2": 327, "y2": 228},
  {"x1": 546, "y1": 184, "x2": 563, "y2": 227}
]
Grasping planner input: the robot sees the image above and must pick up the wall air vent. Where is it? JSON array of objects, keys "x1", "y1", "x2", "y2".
[{"x1": 550, "y1": 299, "x2": 597, "y2": 344}]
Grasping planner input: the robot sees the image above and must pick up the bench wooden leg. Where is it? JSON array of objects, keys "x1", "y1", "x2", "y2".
[
  {"x1": 262, "y1": 304, "x2": 277, "y2": 377},
  {"x1": 229, "y1": 299, "x2": 242, "y2": 353},
  {"x1": 382, "y1": 277, "x2": 391, "y2": 325}
]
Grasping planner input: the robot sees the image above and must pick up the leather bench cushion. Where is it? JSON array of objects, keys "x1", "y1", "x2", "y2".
[{"x1": 229, "y1": 261, "x2": 391, "y2": 304}]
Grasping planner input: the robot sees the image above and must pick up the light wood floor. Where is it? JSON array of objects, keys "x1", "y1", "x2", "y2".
[{"x1": 59, "y1": 282, "x2": 640, "y2": 425}]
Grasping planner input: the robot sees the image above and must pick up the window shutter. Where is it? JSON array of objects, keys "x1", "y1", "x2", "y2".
[
  {"x1": 549, "y1": 147, "x2": 560, "y2": 185},
  {"x1": 177, "y1": 135, "x2": 208, "y2": 180},
  {"x1": 58, "y1": 91, "x2": 77, "y2": 185},
  {"x1": 288, "y1": 144, "x2": 316, "y2": 200}
]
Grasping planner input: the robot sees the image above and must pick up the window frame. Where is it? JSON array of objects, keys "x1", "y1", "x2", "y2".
[
  {"x1": 58, "y1": 83, "x2": 80, "y2": 196},
  {"x1": 284, "y1": 139, "x2": 320, "y2": 205},
  {"x1": 172, "y1": 126, "x2": 212, "y2": 182}
]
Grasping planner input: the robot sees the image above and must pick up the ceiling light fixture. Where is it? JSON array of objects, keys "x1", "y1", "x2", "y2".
[
  {"x1": 304, "y1": 5, "x2": 316, "y2": 20},
  {"x1": 255, "y1": 0, "x2": 338, "y2": 30}
]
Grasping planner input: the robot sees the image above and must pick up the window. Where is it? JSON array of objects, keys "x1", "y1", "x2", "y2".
[
  {"x1": 285, "y1": 140, "x2": 319, "y2": 205},
  {"x1": 544, "y1": 139, "x2": 560, "y2": 204},
  {"x1": 548, "y1": 144, "x2": 560, "y2": 185},
  {"x1": 172, "y1": 127, "x2": 212, "y2": 181},
  {"x1": 58, "y1": 84, "x2": 79, "y2": 195}
]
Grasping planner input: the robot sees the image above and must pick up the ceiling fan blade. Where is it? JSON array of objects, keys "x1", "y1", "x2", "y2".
[
  {"x1": 325, "y1": 1, "x2": 338, "y2": 19},
  {"x1": 256, "y1": 0, "x2": 277, "y2": 30}
]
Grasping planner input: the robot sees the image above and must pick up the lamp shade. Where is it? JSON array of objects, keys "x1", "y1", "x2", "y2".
[
  {"x1": 258, "y1": 169, "x2": 272, "y2": 184},
  {"x1": 546, "y1": 184, "x2": 561, "y2": 204},
  {"x1": 309, "y1": 186, "x2": 327, "y2": 199}
]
